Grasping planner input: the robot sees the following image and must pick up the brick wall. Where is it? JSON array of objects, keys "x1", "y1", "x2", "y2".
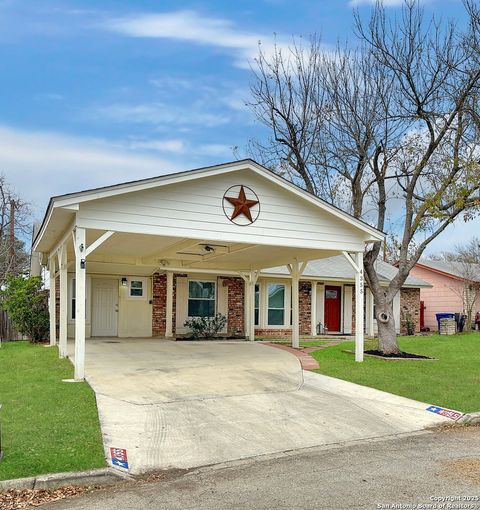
[
  {"x1": 400, "y1": 287, "x2": 421, "y2": 334},
  {"x1": 223, "y1": 277, "x2": 244, "y2": 336},
  {"x1": 152, "y1": 273, "x2": 167, "y2": 336},
  {"x1": 299, "y1": 281, "x2": 311, "y2": 335}
]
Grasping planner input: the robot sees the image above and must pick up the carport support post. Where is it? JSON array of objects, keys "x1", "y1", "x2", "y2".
[
  {"x1": 48, "y1": 256, "x2": 56, "y2": 346},
  {"x1": 310, "y1": 281, "x2": 317, "y2": 337},
  {"x1": 165, "y1": 271, "x2": 173, "y2": 338},
  {"x1": 354, "y1": 252, "x2": 364, "y2": 362},
  {"x1": 288, "y1": 261, "x2": 306, "y2": 349},
  {"x1": 57, "y1": 245, "x2": 68, "y2": 358},
  {"x1": 74, "y1": 227, "x2": 86, "y2": 381}
]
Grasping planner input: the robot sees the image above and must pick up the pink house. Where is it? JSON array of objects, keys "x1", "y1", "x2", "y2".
[{"x1": 410, "y1": 259, "x2": 480, "y2": 331}]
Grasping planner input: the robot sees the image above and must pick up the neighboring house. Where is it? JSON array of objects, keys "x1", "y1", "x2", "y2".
[
  {"x1": 31, "y1": 159, "x2": 387, "y2": 379},
  {"x1": 410, "y1": 259, "x2": 480, "y2": 331}
]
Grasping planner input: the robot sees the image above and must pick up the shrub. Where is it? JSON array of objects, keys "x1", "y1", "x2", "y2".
[
  {"x1": 184, "y1": 313, "x2": 227, "y2": 339},
  {"x1": 0, "y1": 274, "x2": 49, "y2": 342},
  {"x1": 402, "y1": 311, "x2": 416, "y2": 336}
]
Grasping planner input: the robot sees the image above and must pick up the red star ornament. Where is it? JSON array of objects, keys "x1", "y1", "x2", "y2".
[{"x1": 225, "y1": 186, "x2": 259, "y2": 222}]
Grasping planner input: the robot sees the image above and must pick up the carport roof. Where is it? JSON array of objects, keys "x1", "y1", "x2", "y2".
[{"x1": 33, "y1": 159, "x2": 384, "y2": 253}]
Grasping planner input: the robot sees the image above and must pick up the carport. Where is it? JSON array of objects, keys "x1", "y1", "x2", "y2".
[{"x1": 31, "y1": 159, "x2": 383, "y2": 380}]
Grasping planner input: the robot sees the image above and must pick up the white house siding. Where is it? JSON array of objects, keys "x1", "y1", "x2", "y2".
[
  {"x1": 76, "y1": 170, "x2": 369, "y2": 252},
  {"x1": 67, "y1": 274, "x2": 152, "y2": 338}
]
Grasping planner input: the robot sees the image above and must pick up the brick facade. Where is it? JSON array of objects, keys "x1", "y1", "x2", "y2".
[
  {"x1": 224, "y1": 277, "x2": 244, "y2": 336},
  {"x1": 400, "y1": 287, "x2": 421, "y2": 334},
  {"x1": 152, "y1": 273, "x2": 167, "y2": 336},
  {"x1": 299, "y1": 281, "x2": 311, "y2": 335},
  {"x1": 151, "y1": 272, "x2": 421, "y2": 338}
]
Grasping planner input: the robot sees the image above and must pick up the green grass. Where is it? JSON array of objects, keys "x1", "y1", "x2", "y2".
[
  {"x1": 0, "y1": 342, "x2": 105, "y2": 481},
  {"x1": 311, "y1": 333, "x2": 480, "y2": 413}
]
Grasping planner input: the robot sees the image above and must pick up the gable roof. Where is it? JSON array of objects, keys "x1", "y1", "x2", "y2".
[
  {"x1": 32, "y1": 159, "x2": 384, "y2": 252},
  {"x1": 416, "y1": 259, "x2": 480, "y2": 282},
  {"x1": 265, "y1": 255, "x2": 431, "y2": 288}
]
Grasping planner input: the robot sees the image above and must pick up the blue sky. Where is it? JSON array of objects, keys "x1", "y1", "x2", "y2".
[{"x1": 0, "y1": 0, "x2": 471, "y2": 253}]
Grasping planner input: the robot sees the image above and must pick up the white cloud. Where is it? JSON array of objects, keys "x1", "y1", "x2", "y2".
[
  {"x1": 102, "y1": 10, "x2": 293, "y2": 69},
  {"x1": 0, "y1": 125, "x2": 179, "y2": 220},
  {"x1": 90, "y1": 102, "x2": 230, "y2": 128},
  {"x1": 127, "y1": 138, "x2": 186, "y2": 153}
]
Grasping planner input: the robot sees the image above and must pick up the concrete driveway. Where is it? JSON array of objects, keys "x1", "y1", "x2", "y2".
[{"x1": 68, "y1": 338, "x2": 451, "y2": 475}]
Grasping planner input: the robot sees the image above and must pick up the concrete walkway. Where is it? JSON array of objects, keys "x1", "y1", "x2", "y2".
[{"x1": 68, "y1": 338, "x2": 451, "y2": 475}]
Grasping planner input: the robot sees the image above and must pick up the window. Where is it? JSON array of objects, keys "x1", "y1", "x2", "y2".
[
  {"x1": 129, "y1": 279, "x2": 145, "y2": 298},
  {"x1": 254, "y1": 284, "x2": 260, "y2": 326},
  {"x1": 188, "y1": 280, "x2": 216, "y2": 317},
  {"x1": 71, "y1": 278, "x2": 76, "y2": 320},
  {"x1": 268, "y1": 283, "x2": 285, "y2": 326}
]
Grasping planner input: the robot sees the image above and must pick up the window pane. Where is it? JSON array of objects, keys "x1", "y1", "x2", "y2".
[
  {"x1": 130, "y1": 280, "x2": 144, "y2": 297},
  {"x1": 188, "y1": 299, "x2": 215, "y2": 317},
  {"x1": 325, "y1": 289, "x2": 338, "y2": 299},
  {"x1": 72, "y1": 299, "x2": 76, "y2": 320},
  {"x1": 72, "y1": 279, "x2": 76, "y2": 298},
  {"x1": 268, "y1": 284, "x2": 284, "y2": 308},
  {"x1": 254, "y1": 308, "x2": 259, "y2": 326},
  {"x1": 268, "y1": 309, "x2": 284, "y2": 325},
  {"x1": 254, "y1": 284, "x2": 259, "y2": 308},
  {"x1": 189, "y1": 281, "x2": 215, "y2": 299}
]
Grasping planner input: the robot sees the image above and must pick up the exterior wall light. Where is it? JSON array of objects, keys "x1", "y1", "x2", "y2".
[{"x1": 121, "y1": 277, "x2": 128, "y2": 286}]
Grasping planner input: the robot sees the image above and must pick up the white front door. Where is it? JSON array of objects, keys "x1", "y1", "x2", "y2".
[{"x1": 92, "y1": 279, "x2": 118, "y2": 337}]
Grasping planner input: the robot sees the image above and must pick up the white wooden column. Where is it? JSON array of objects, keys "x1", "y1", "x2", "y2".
[
  {"x1": 288, "y1": 261, "x2": 307, "y2": 349},
  {"x1": 310, "y1": 281, "x2": 317, "y2": 337},
  {"x1": 165, "y1": 271, "x2": 173, "y2": 338},
  {"x1": 248, "y1": 275, "x2": 256, "y2": 341},
  {"x1": 74, "y1": 227, "x2": 86, "y2": 381},
  {"x1": 57, "y1": 245, "x2": 68, "y2": 358},
  {"x1": 240, "y1": 271, "x2": 258, "y2": 341},
  {"x1": 48, "y1": 256, "x2": 56, "y2": 346},
  {"x1": 354, "y1": 251, "x2": 365, "y2": 362}
]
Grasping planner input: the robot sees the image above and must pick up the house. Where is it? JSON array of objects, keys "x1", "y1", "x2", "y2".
[
  {"x1": 31, "y1": 159, "x2": 386, "y2": 380},
  {"x1": 410, "y1": 259, "x2": 480, "y2": 331},
  {"x1": 262, "y1": 256, "x2": 429, "y2": 338}
]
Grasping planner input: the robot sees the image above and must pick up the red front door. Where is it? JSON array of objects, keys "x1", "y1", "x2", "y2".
[{"x1": 324, "y1": 286, "x2": 341, "y2": 332}]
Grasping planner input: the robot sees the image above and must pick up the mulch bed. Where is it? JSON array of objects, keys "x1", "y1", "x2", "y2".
[
  {"x1": 364, "y1": 350, "x2": 433, "y2": 360},
  {"x1": 342, "y1": 349, "x2": 436, "y2": 360},
  {"x1": 0, "y1": 486, "x2": 91, "y2": 509}
]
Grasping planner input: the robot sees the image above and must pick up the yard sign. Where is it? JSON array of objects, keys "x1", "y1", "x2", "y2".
[
  {"x1": 110, "y1": 447, "x2": 129, "y2": 469},
  {"x1": 426, "y1": 405, "x2": 463, "y2": 421}
]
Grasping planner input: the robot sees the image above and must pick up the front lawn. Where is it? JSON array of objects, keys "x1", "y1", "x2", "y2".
[
  {"x1": 0, "y1": 342, "x2": 105, "y2": 481},
  {"x1": 311, "y1": 333, "x2": 480, "y2": 413}
]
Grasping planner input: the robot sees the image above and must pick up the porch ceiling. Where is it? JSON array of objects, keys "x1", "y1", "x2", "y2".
[{"x1": 81, "y1": 230, "x2": 342, "y2": 274}]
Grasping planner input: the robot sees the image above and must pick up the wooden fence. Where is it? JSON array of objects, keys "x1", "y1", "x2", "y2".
[{"x1": 0, "y1": 309, "x2": 21, "y2": 341}]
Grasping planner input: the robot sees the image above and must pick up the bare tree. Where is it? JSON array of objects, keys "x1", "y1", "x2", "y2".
[
  {"x1": 249, "y1": 0, "x2": 480, "y2": 354},
  {"x1": 0, "y1": 175, "x2": 30, "y2": 283}
]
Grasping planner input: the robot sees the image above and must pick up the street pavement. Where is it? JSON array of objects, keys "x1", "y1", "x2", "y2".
[{"x1": 43, "y1": 425, "x2": 480, "y2": 510}]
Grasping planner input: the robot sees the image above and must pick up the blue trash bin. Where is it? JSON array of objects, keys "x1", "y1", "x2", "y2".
[{"x1": 435, "y1": 312, "x2": 455, "y2": 333}]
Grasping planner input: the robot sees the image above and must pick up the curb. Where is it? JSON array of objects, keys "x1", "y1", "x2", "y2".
[
  {"x1": 0, "y1": 467, "x2": 133, "y2": 491},
  {"x1": 457, "y1": 411, "x2": 480, "y2": 425}
]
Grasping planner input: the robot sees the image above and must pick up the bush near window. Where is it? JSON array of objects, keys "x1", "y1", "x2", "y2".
[
  {"x1": 0, "y1": 274, "x2": 49, "y2": 342},
  {"x1": 184, "y1": 313, "x2": 227, "y2": 339}
]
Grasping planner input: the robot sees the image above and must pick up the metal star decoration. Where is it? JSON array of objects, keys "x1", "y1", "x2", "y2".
[{"x1": 225, "y1": 185, "x2": 259, "y2": 222}]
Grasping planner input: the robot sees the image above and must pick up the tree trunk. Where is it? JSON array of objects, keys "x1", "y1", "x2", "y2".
[
  {"x1": 377, "y1": 317, "x2": 400, "y2": 355},
  {"x1": 371, "y1": 293, "x2": 401, "y2": 355}
]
